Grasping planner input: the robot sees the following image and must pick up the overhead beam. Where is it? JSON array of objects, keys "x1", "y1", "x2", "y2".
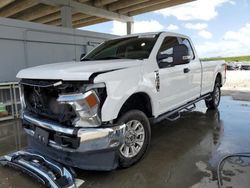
[
  {"x1": 0, "y1": 0, "x2": 38, "y2": 17},
  {"x1": 128, "y1": 0, "x2": 195, "y2": 16},
  {"x1": 94, "y1": 0, "x2": 118, "y2": 7},
  {"x1": 46, "y1": 19, "x2": 61, "y2": 26},
  {"x1": 108, "y1": 0, "x2": 150, "y2": 12},
  {"x1": 118, "y1": 0, "x2": 170, "y2": 14},
  {"x1": 77, "y1": 0, "x2": 90, "y2": 3},
  {"x1": 33, "y1": 12, "x2": 61, "y2": 24},
  {"x1": 0, "y1": 0, "x2": 15, "y2": 9},
  {"x1": 16, "y1": 4, "x2": 59, "y2": 21},
  {"x1": 46, "y1": 13, "x2": 91, "y2": 26},
  {"x1": 73, "y1": 17, "x2": 101, "y2": 26},
  {"x1": 71, "y1": 13, "x2": 92, "y2": 23},
  {"x1": 73, "y1": 18, "x2": 109, "y2": 28},
  {"x1": 38, "y1": 0, "x2": 133, "y2": 22}
]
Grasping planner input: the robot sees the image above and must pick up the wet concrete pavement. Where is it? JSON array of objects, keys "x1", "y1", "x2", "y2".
[{"x1": 0, "y1": 96, "x2": 250, "y2": 188}]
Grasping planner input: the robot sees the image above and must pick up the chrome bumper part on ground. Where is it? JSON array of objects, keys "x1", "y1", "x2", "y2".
[{"x1": 0, "y1": 150, "x2": 84, "y2": 188}]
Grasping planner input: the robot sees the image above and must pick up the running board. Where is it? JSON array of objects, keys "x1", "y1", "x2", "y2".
[
  {"x1": 152, "y1": 94, "x2": 210, "y2": 123},
  {"x1": 165, "y1": 104, "x2": 196, "y2": 121},
  {"x1": 165, "y1": 112, "x2": 181, "y2": 121},
  {"x1": 185, "y1": 104, "x2": 196, "y2": 112},
  {"x1": 0, "y1": 150, "x2": 84, "y2": 188}
]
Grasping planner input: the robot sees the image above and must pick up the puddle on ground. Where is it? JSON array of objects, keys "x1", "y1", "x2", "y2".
[
  {"x1": 0, "y1": 96, "x2": 250, "y2": 188},
  {"x1": 219, "y1": 156, "x2": 250, "y2": 188}
]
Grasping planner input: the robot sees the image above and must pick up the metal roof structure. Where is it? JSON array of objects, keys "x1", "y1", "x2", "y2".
[{"x1": 0, "y1": 0, "x2": 195, "y2": 33}]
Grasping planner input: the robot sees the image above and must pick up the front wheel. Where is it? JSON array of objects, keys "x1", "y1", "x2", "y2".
[
  {"x1": 205, "y1": 82, "x2": 221, "y2": 109},
  {"x1": 116, "y1": 110, "x2": 151, "y2": 168}
]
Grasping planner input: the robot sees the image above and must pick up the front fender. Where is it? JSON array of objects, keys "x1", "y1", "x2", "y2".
[{"x1": 94, "y1": 64, "x2": 156, "y2": 122}]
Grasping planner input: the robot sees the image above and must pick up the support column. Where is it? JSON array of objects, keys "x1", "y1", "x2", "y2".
[
  {"x1": 60, "y1": 6, "x2": 72, "y2": 28},
  {"x1": 126, "y1": 20, "x2": 134, "y2": 35}
]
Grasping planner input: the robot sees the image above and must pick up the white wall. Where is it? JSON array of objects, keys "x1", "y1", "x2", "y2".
[{"x1": 0, "y1": 17, "x2": 115, "y2": 82}]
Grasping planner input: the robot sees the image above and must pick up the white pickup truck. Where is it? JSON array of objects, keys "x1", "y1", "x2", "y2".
[{"x1": 5, "y1": 32, "x2": 226, "y2": 174}]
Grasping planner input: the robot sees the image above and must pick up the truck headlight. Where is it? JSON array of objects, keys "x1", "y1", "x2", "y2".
[
  {"x1": 57, "y1": 90, "x2": 101, "y2": 127},
  {"x1": 19, "y1": 84, "x2": 26, "y2": 118}
]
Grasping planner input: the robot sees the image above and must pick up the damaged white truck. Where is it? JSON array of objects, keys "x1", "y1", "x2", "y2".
[{"x1": 1, "y1": 32, "x2": 226, "y2": 187}]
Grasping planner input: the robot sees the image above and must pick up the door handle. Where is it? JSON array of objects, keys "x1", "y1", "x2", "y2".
[{"x1": 183, "y1": 68, "x2": 190, "y2": 73}]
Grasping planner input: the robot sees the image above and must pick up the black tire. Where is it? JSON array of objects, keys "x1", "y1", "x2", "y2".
[
  {"x1": 205, "y1": 82, "x2": 221, "y2": 109},
  {"x1": 116, "y1": 110, "x2": 151, "y2": 168}
]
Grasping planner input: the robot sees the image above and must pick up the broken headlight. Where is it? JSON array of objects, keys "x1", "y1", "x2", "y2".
[
  {"x1": 57, "y1": 89, "x2": 102, "y2": 127},
  {"x1": 19, "y1": 85, "x2": 26, "y2": 118}
]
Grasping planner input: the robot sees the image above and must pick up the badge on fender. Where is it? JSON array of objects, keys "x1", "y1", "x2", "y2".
[{"x1": 155, "y1": 71, "x2": 160, "y2": 92}]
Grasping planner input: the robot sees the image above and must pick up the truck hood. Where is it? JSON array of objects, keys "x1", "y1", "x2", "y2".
[{"x1": 17, "y1": 59, "x2": 142, "y2": 81}]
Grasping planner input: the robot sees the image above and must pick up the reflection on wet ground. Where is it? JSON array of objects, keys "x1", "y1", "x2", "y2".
[
  {"x1": 218, "y1": 155, "x2": 250, "y2": 188},
  {"x1": 0, "y1": 120, "x2": 26, "y2": 156},
  {"x1": 0, "y1": 120, "x2": 43, "y2": 187},
  {"x1": 0, "y1": 96, "x2": 250, "y2": 188}
]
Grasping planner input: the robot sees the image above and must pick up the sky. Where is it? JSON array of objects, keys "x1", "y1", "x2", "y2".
[{"x1": 80, "y1": 0, "x2": 250, "y2": 58}]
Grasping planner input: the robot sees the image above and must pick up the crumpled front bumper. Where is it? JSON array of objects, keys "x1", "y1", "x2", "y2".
[
  {"x1": 0, "y1": 150, "x2": 79, "y2": 188},
  {"x1": 22, "y1": 112, "x2": 126, "y2": 170}
]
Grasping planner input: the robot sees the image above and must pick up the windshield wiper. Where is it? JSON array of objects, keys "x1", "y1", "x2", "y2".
[
  {"x1": 82, "y1": 56, "x2": 135, "y2": 61},
  {"x1": 95, "y1": 56, "x2": 124, "y2": 60}
]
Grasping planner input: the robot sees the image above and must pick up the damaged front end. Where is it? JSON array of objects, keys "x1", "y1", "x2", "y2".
[
  {"x1": 19, "y1": 79, "x2": 105, "y2": 128},
  {"x1": 21, "y1": 79, "x2": 125, "y2": 170},
  {"x1": 2, "y1": 79, "x2": 125, "y2": 172}
]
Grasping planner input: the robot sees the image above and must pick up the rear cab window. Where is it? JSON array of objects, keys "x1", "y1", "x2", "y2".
[{"x1": 179, "y1": 37, "x2": 195, "y2": 60}]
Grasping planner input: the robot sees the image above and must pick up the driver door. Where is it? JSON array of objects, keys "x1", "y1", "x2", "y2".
[{"x1": 157, "y1": 36, "x2": 192, "y2": 114}]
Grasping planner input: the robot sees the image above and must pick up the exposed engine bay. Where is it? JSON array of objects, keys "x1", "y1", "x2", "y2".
[{"x1": 20, "y1": 79, "x2": 107, "y2": 127}]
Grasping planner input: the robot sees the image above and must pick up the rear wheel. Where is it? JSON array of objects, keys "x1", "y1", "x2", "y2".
[
  {"x1": 205, "y1": 82, "x2": 221, "y2": 109},
  {"x1": 116, "y1": 110, "x2": 151, "y2": 168}
]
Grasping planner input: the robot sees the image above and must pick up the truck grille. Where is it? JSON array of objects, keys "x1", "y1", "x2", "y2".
[{"x1": 21, "y1": 79, "x2": 87, "y2": 127}]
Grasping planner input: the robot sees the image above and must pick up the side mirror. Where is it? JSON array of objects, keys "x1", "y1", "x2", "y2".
[
  {"x1": 157, "y1": 53, "x2": 169, "y2": 61},
  {"x1": 173, "y1": 44, "x2": 191, "y2": 65},
  {"x1": 157, "y1": 53, "x2": 173, "y2": 68},
  {"x1": 80, "y1": 53, "x2": 86, "y2": 61}
]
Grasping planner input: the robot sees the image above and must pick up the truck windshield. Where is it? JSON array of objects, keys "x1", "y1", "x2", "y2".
[{"x1": 82, "y1": 36, "x2": 158, "y2": 61}]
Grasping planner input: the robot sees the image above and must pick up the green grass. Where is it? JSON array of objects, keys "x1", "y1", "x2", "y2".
[
  {"x1": 0, "y1": 103, "x2": 6, "y2": 112},
  {"x1": 201, "y1": 55, "x2": 250, "y2": 62}
]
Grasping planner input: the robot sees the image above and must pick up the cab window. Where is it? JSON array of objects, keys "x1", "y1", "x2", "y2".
[
  {"x1": 157, "y1": 37, "x2": 179, "y2": 68},
  {"x1": 179, "y1": 38, "x2": 195, "y2": 60}
]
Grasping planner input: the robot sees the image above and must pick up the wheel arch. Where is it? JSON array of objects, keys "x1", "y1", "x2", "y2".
[
  {"x1": 116, "y1": 92, "x2": 153, "y2": 120},
  {"x1": 215, "y1": 72, "x2": 222, "y2": 87}
]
